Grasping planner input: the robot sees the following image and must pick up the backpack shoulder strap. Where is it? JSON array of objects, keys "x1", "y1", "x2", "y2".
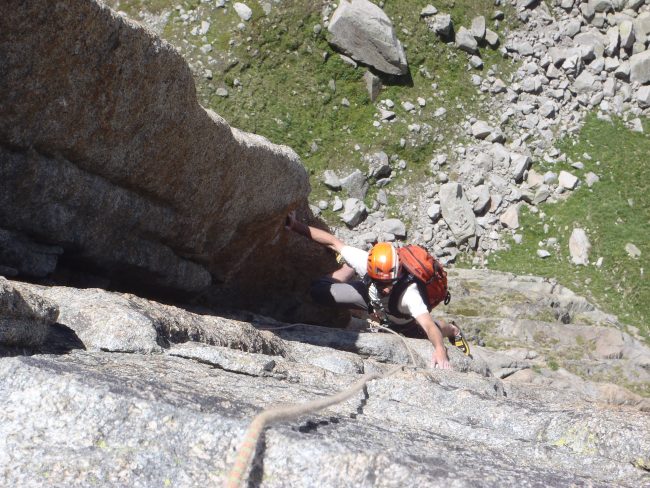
[
  {"x1": 360, "y1": 275, "x2": 373, "y2": 311},
  {"x1": 387, "y1": 274, "x2": 418, "y2": 320}
]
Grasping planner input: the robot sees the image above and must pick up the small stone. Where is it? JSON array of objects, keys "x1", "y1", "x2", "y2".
[
  {"x1": 420, "y1": 5, "x2": 438, "y2": 17},
  {"x1": 499, "y1": 204, "x2": 520, "y2": 229},
  {"x1": 511, "y1": 153, "x2": 531, "y2": 183},
  {"x1": 431, "y1": 14, "x2": 453, "y2": 37},
  {"x1": 323, "y1": 170, "x2": 341, "y2": 190},
  {"x1": 365, "y1": 151, "x2": 391, "y2": 180},
  {"x1": 636, "y1": 86, "x2": 650, "y2": 108},
  {"x1": 469, "y1": 56, "x2": 484, "y2": 69},
  {"x1": 625, "y1": 243, "x2": 641, "y2": 258},
  {"x1": 471, "y1": 120, "x2": 493, "y2": 139},
  {"x1": 537, "y1": 249, "x2": 551, "y2": 258},
  {"x1": 589, "y1": 0, "x2": 613, "y2": 13},
  {"x1": 233, "y1": 3, "x2": 253, "y2": 21},
  {"x1": 377, "y1": 219, "x2": 407, "y2": 238},
  {"x1": 629, "y1": 118, "x2": 644, "y2": 133},
  {"x1": 379, "y1": 109, "x2": 396, "y2": 120},
  {"x1": 332, "y1": 196, "x2": 343, "y2": 212},
  {"x1": 559, "y1": 171, "x2": 579, "y2": 190},
  {"x1": 340, "y1": 169, "x2": 369, "y2": 199},
  {"x1": 376, "y1": 190, "x2": 389, "y2": 206},
  {"x1": 471, "y1": 16, "x2": 486, "y2": 41},
  {"x1": 427, "y1": 203, "x2": 442, "y2": 222},
  {"x1": 402, "y1": 101, "x2": 416, "y2": 112},
  {"x1": 485, "y1": 29, "x2": 499, "y2": 48},
  {"x1": 456, "y1": 26, "x2": 479, "y2": 54},
  {"x1": 340, "y1": 198, "x2": 367, "y2": 228},
  {"x1": 569, "y1": 228, "x2": 591, "y2": 265},
  {"x1": 543, "y1": 172, "x2": 558, "y2": 185},
  {"x1": 630, "y1": 51, "x2": 650, "y2": 84},
  {"x1": 364, "y1": 71, "x2": 382, "y2": 102}
]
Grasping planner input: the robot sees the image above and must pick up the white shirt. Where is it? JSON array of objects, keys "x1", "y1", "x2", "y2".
[{"x1": 340, "y1": 245, "x2": 429, "y2": 324}]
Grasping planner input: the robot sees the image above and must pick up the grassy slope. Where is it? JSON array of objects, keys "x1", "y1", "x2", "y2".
[
  {"x1": 115, "y1": 0, "x2": 517, "y2": 207},
  {"x1": 488, "y1": 114, "x2": 650, "y2": 337}
]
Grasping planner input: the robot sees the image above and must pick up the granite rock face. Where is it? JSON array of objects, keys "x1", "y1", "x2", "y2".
[
  {"x1": 2, "y1": 350, "x2": 648, "y2": 488},
  {"x1": 2, "y1": 274, "x2": 649, "y2": 486},
  {"x1": 0, "y1": 0, "x2": 313, "y2": 313}
]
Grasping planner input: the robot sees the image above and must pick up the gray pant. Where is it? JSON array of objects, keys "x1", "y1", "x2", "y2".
[
  {"x1": 310, "y1": 277, "x2": 427, "y2": 338},
  {"x1": 310, "y1": 277, "x2": 368, "y2": 311}
]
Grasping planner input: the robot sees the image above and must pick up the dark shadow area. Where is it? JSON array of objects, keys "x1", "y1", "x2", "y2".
[
  {"x1": 50, "y1": 253, "x2": 199, "y2": 304},
  {"x1": 373, "y1": 67, "x2": 414, "y2": 88},
  {"x1": 0, "y1": 323, "x2": 85, "y2": 358},
  {"x1": 0, "y1": 344, "x2": 34, "y2": 358},
  {"x1": 296, "y1": 416, "x2": 340, "y2": 434},
  {"x1": 247, "y1": 431, "x2": 266, "y2": 488},
  {"x1": 326, "y1": 44, "x2": 414, "y2": 88},
  {"x1": 437, "y1": 26, "x2": 456, "y2": 46},
  {"x1": 40, "y1": 323, "x2": 86, "y2": 354},
  {"x1": 349, "y1": 385, "x2": 370, "y2": 420}
]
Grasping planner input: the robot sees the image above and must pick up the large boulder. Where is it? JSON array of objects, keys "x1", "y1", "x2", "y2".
[
  {"x1": 0, "y1": 0, "x2": 320, "y2": 316},
  {"x1": 439, "y1": 183, "x2": 478, "y2": 244},
  {"x1": 328, "y1": 0, "x2": 409, "y2": 76}
]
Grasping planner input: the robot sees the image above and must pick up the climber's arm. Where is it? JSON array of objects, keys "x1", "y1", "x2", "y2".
[
  {"x1": 414, "y1": 312, "x2": 451, "y2": 369},
  {"x1": 285, "y1": 212, "x2": 345, "y2": 253}
]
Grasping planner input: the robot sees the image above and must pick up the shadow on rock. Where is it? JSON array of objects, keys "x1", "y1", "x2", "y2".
[{"x1": 0, "y1": 323, "x2": 85, "y2": 357}]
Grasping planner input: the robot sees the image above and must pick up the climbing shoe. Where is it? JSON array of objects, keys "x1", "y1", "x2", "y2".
[{"x1": 449, "y1": 330, "x2": 471, "y2": 357}]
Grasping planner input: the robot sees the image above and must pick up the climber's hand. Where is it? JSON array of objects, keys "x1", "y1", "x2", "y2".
[{"x1": 432, "y1": 348, "x2": 451, "y2": 369}]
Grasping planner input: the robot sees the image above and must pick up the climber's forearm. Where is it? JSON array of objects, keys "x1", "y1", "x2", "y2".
[
  {"x1": 307, "y1": 226, "x2": 346, "y2": 252},
  {"x1": 286, "y1": 216, "x2": 345, "y2": 252}
]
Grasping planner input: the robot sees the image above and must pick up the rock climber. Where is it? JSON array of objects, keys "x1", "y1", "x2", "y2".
[{"x1": 285, "y1": 212, "x2": 470, "y2": 369}]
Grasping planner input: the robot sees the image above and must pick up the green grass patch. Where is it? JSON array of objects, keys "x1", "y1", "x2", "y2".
[
  {"x1": 110, "y1": 0, "x2": 518, "y2": 213},
  {"x1": 547, "y1": 357, "x2": 560, "y2": 371},
  {"x1": 488, "y1": 114, "x2": 650, "y2": 339},
  {"x1": 109, "y1": 0, "x2": 172, "y2": 15}
]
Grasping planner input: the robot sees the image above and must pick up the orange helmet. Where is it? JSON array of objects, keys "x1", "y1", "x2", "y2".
[{"x1": 367, "y1": 242, "x2": 401, "y2": 282}]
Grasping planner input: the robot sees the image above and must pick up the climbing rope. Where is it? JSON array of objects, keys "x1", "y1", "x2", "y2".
[
  {"x1": 367, "y1": 321, "x2": 419, "y2": 367},
  {"x1": 256, "y1": 320, "x2": 418, "y2": 366},
  {"x1": 225, "y1": 320, "x2": 419, "y2": 488}
]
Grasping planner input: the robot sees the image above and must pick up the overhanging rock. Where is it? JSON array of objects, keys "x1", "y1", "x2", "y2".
[{"x1": 0, "y1": 0, "x2": 317, "y2": 312}]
